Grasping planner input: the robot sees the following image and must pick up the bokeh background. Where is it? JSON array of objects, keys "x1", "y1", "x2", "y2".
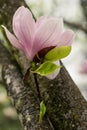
[{"x1": 0, "y1": 0, "x2": 87, "y2": 129}]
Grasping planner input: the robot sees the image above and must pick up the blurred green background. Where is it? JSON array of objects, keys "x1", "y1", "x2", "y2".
[{"x1": 0, "y1": 84, "x2": 21, "y2": 130}]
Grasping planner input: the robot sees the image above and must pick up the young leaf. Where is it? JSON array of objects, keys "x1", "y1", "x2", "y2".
[
  {"x1": 39, "y1": 101, "x2": 46, "y2": 124},
  {"x1": 31, "y1": 61, "x2": 60, "y2": 76},
  {"x1": 44, "y1": 46, "x2": 71, "y2": 61}
]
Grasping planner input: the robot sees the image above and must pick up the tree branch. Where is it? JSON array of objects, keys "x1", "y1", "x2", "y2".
[
  {"x1": 37, "y1": 61, "x2": 87, "y2": 129},
  {"x1": 80, "y1": 0, "x2": 87, "y2": 21},
  {"x1": 0, "y1": 0, "x2": 87, "y2": 129},
  {"x1": 64, "y1": 20, "x2": 87, "y2": 34},
  {"x1": 0, "y1": 42, "x2": 53, "y2": 130}
]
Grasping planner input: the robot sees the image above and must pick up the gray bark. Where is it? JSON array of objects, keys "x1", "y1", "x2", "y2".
[
  {"x1": 0, "y1": 43, "x2": 53, "y2": 130},
  {"x1": 38, "y1": 62, "x2": 87, "y2": 129}
]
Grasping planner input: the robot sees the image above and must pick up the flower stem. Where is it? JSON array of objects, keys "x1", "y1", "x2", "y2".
[
  {"x1": 23, "y1": 67, "x2": 30, "y2": 86},
  {"x1": 34, "y1": 73, "x2": 42, "y2": 102}
]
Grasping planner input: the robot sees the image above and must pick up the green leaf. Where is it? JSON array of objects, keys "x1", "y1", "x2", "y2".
[
  {"x1": 31, "y1": 61, "x2": 60, "y2": 76},
  {"x1": 39, "y1": 101, "x2": 46, "y2": 124},
  {"x1": 44, "y1": 46, "x2": 71, "y2": 61}
]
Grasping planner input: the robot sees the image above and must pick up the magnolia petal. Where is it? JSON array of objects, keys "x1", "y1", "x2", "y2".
[
  {"x1": 46, "y1": 61, "x2": 60, "y2": 79},
  {"x1": 36, "y1": 16, "x2": 48, "y2": 27},
  {"x1": 13, "y1": 6, "x2": 35, "y2": 46},
  {"x1": 3, "y1": 26, "x2": 23, "y2": 50},
  {"x1": 33, "y1": 18, "x2": 63, "y2": 57},
  {"x1": 57, "y1": 30, "x2": 75, "y2": 46},
  {"x1": 19, "y1": 7, "x2": 36, "y2": 60},
  {"x1": 13, "y1": 6, "x2": 25, "y2": 21},
  {"x1": 24, "y1": 51, "x2": 32, "y2": 61},
  {"x1": 80, "y1": 60, "x2": 87, "y2": 73},
  {"x1": 13, "y1": 6, "x2": 36, "y2": 60},
  {"x1": 20, "y1": 7, "x2": 36, "y2": 44},
  {"x1": 13, "y1": 6, "x2": 25, "y2": 41},
  {"x1": 13, "y1": 6, "x2": 25, "y2": 18}
]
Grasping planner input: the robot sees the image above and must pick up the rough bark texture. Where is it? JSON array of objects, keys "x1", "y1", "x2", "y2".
[
  {"x1": 38, "y1": 63, "x2": 87, "y2": 130},
  {"x1": 0, "y1": 0, "x2": 24, "y2": 30},
  {"x1": 1, "y1": 43, "x2": 53, "y2": 130},
  {"x1": 1, "y1": 41, "x2": 87, "y2": 130},
  {"x1": 0, "y1": 0, "x2": 87, "y2": 130}
]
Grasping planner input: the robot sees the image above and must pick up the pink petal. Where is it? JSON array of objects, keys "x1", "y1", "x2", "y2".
[
  {"x1": 13, "y1": 6, "x2": 25, "y2": 41},
  {"x1": 20, "y1": 7, "x2": 36, "y2": 48},
  {"x1": 80, "y1": 60, "x2": 87, "y2": 74},
  {"x1": 57, "y1": 30, "x2": 75, "y2": 46},
  {"x1": 3, "y1": 26, "x2": 33, "y2": 61},
  {"x1": 13, "y1": 6, "x2": 35, "y2": 48},
  {"x1": 46, "y1": 61, "x2": 60, "y2": 79},
  {"x1": 13, "y1": 6, "x2": 36, "y2": 60},
  {"x1": 36, "y1": 16, "x2": 48, "y2": 27},
  {"x1": 33, "y1": 18, "x2": 63, "y2": 57},
  {"x1": 3, "y1": 26, "x2": 23, "y2": 50},
  {"x1": 20, "y1": 7, "x2": 36, "y2": 60}
]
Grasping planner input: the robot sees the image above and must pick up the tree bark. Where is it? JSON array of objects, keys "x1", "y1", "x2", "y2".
[
  {"x1": 0, "y1": 43, "x2": 53, "y2": 130},
  {"x1": 37, "y1": 62, "x2": 87, "y2": 129},
  {"x1": 0, "y1": 0, "x2": 87, "y2": 130}
]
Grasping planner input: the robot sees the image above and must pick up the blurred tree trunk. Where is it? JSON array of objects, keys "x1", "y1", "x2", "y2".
[
  {"x1": 0, "y1": 0, "x2": 87, "y2": 130},
  {"x1": 80, "y1": 0, "x2": 87, "y2": 21},
  {"x1": 64, "y1": 0, "x2": 87, "y2": 35}
]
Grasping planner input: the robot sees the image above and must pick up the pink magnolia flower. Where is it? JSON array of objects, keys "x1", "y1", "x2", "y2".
[
  {"x1": 80, "y1": 60, "x2": 87, "y2": 74},
  {"x1": 3, "y1": 6, "x2": 74, "y2": 62}
]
